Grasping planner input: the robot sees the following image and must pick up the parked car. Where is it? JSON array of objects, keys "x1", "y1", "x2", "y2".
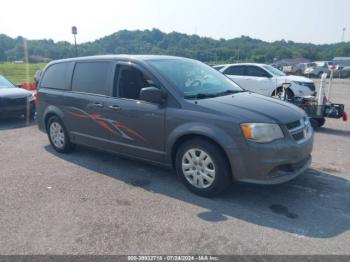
[
  {"x1": 215, "y1": 63, "x2": 316, "y2": 99},
  {"x1": 333, "y1": 66, "x2": 350, "y2": 78},
  {"x1": 290, "y1": 63, "x2": 316, "y2": 76},
  {"x1": 37, "y1": 55, "x2": 313, "y2": 197},
  {"x1": 0, "y1": 75, "x2": 36, "y2": 119},
  {"x1": 304, "y1": 61, "x2": 331, "y2": 78},
  {"x1": 324, "y1": 61, "x2": 337, "y2": 70}
]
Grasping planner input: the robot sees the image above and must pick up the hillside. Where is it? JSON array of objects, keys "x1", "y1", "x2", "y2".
[{"x1": 1, "y1": 29, "x2": 350, "y2": 63}]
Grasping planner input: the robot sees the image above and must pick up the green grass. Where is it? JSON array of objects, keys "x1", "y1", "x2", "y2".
[{"x1": 0, "y1": 62, "x2": 47, "y2": 84}]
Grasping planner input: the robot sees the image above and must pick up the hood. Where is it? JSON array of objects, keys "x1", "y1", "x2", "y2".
[
  {"x1": 0, "y1": 87, "x2": 31, "y2": 99},
  {"x1": 276, "y1": 75, "x2": 313, "y2": 83},
  {"x1": 194, "y1": 92, "x2": 305, "y2": 124}
]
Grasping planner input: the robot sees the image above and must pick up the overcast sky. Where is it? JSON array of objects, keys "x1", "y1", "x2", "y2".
[{"x1": 1, "y1": 0, "x2": 349, "y2": 44}]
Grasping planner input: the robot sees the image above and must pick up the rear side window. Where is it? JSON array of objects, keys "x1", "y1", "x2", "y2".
[
  {"x1": 40, "y1": 62, "x2": 72, "y2": 89},
  {"x1": 72, "y1": 62, "x2": 111, "y2": 95},
  {"x1": 224, "y1": 66, "x2": 245, "y2": 76},
  {"x1": 245, "y1": 66, "x2": 270, "y2": 77}
]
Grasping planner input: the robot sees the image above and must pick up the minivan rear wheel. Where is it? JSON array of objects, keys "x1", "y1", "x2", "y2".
[
  {"x1": 47, "y1": 116, "x2": 74, "y2": 153},
  {"x1": 175, "y1": 138, "x2": 231, "y2": 197}
]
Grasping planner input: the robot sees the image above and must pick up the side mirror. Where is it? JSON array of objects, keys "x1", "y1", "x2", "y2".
[{"x1": 140, "y1": 87, "x2": 166, "y2": 104}]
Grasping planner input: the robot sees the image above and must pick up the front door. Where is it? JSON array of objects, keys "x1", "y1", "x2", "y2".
[
  {"x1": 243, "y1": 66, "x2": 274, "y2": 96},
  {"x1": 100, "y1": 62, "x2": 166, "y2": 162}
]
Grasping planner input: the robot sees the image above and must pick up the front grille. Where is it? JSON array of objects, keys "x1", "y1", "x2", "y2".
[
  {"x1": 1, "y1": 97, "x2": 27, "y2": 106},
  {"x1": 286, "y1": 117, "x2": 310, "y2": 142},
  {"x1": 292, "y1": 131, "x2": 305, "y2": 141}
]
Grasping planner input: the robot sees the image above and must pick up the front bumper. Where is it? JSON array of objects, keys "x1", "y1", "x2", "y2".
[
  {"x1": 0, "y1": 101, "x2": 35, "y2": 118},
  {"x1": 292, "y1": 83, "x2": 316, "y2": 97},
  {"x1": 227, "y1": 129, "x2": 314, "y2": 185}
]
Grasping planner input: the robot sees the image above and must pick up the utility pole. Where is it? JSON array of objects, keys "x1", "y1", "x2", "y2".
[
  {"x1": 72, "y1": 26, "x2": 78, "y2": 57},
  {"x1": 342, "y1": 27, "x2": 346, "y2": 42}
]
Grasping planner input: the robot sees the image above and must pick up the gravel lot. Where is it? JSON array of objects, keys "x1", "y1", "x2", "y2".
[{"x1": 0, "y1": 79, "x2": 349, "y2": 255}]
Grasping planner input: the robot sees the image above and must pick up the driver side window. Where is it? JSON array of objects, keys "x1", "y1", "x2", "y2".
[{"x1": 114, "y1": 65, "x2": 155, "y2": 100}]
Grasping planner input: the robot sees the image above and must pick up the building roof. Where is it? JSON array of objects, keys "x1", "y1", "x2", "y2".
[
  {"x1": 333, "y1": 57, "x2": 350, "y2": 61},
  {"x1": 273, "y1": 58, "x2": 311, "y2": 66}
]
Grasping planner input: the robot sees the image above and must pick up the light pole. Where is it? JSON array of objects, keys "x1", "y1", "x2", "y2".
[
  {"x1": 342, "y1": 27, "x2": 346, "y2": 42},
  {"x1": 72, "y1": 26, "x2": 78, "y2": 57}
]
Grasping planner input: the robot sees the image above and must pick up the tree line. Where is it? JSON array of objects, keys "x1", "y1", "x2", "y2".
[{"x1": 0, "y1": 29, "x2": 349, "y2": 63}]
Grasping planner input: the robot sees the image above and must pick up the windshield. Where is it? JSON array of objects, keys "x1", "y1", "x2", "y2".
[
  {"x1": 0, "y1": 76, "x2": 15, "y2": 89},
  {"x1": 263, "y1": 65, "x2": 286, "y2": 76},
  {"x1": 148, "y1": 59, "x2": 243, "y2": 99}
]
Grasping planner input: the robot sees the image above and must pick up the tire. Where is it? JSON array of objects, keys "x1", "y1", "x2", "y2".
[
  {"x1": 47, "y1": 116, "x2": 74, "y2": 153},
  {"x1": 310, "y1": 118, "x2": 326, "y2": 130},
  {"x1": 310, "y1": 118, "x2": 318, "y2": 129},
  {"x1": 175, "y1": 138, "x2": 231, "y2": 197},
  {"x1": 272, "y1": 87, "x2": 294, "y2": 101},
  {"x1": 316, "y1": 118, "x2": 326, "y2": 128}
]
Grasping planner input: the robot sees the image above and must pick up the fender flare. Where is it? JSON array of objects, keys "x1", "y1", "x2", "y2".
[
  {"x1": 42, "y1": 105, "x2": 66, "y2": 130},
  {"x1": 165, "y1": 122, "x2": 239, "y2": 164}
]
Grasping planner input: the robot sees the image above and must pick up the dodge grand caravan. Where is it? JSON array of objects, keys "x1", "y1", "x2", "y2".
[{"x1": 37, "y1": 55, "x2": 313, "y2": 197}]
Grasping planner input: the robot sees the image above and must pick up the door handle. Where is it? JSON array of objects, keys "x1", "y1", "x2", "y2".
[
  {"x1": 108, "y1": 105, "x2": 122, "y2": 111},
  {"x1": 92, "y1": 102, "x2": 104, "y2": 108}
]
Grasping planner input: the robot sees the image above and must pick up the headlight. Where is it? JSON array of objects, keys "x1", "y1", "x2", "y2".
[
  {"x1": 293, "y1": 81, "x2": 309, "y2": 87},
  {"x1": 240, "y1": 123, "x2": 284, "y2": 143}
]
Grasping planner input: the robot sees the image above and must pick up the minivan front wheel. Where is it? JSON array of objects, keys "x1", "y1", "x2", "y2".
[
  {"x1": 47, "y1": 116, "x2": 74, "y2": 153},
  {"x1": 175, "y1": 139, "x2": 231, "y2": 197}
]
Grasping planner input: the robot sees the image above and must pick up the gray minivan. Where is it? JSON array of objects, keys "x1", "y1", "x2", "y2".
[{"x1": 37, "y1": 55, "x2": 313, "y2": 196}]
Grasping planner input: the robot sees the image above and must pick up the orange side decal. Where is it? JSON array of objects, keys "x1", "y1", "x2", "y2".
[
  {"x1": 96, "y1": 120, "x2": 118, "y2": 135},
  {"x1": 66, "y1": 109, "x2": 146, "y2": 142}
]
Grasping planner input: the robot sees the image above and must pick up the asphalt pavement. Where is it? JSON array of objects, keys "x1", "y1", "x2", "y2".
[{"x1": 0, "y1": 79, "x2": 349, "y2": 255}]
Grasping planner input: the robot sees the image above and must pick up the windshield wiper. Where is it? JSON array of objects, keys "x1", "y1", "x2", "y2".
[
  {"x1": 211, "y1": 90, "x2": 246, "y2": 97},
  {"x1": 215, "y1": 90, "x2": 238, "y2": 95},
  {"x1": 184, "y1": 93, "x2": 218, "y2": 99},
  {"x1": 184, "y1": 90, "x2": 245, "y2": 100}
]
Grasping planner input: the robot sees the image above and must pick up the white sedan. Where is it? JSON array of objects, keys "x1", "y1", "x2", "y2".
[{"x1": 214, "y1": 63, "x2": 316, "y2": 99}]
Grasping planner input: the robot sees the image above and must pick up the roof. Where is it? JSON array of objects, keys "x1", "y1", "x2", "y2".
[
  {"x1": 48, "y1": 55, "x2": 186, "y2": 65},
  {"x1": 216, "y1": 63, "x2": 268, "y2": 67},
  {"x1": 333, "y1": 57, "x2": 350, "y2": 61}
]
